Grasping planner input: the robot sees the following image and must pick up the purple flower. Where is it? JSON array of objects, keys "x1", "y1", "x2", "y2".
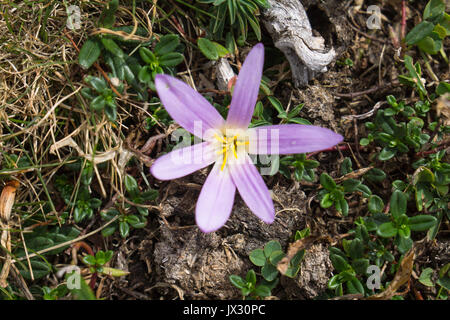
[{"x1": 150, "y1": 43, "x2": 343, "y2": 233}]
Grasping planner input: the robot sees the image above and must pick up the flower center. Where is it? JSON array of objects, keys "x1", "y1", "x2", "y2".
[{"x1": 214, "y1": 133, "x2": 248, "y2": 171}]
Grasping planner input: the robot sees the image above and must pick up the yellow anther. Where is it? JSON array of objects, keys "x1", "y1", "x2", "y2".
[
  {"x1": 214, "y1": 132, "x2": 248, "y2": 171},
  {"x1": 214, "y1": 134, "x2": 227, "y2": 144},
  {"x1": 220, "y1": 149, "x2": 228, "y2": 171}
]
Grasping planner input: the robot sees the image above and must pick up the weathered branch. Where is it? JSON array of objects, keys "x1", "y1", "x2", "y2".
[{"x1": 262, "y1": 0, "x2": 336, "y2": 87}]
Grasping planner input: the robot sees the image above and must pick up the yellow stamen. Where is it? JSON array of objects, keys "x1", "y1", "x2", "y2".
[
  {"x1": 215, "y1": 132, "x2": 248, "y2": 171},
  {"x1": 214, "y1": 134, "x2": 227, "y2": 144},
  {"x1": 232, "y1": 143, "x2": 238, "y2": 159},
  {"x1": 220, "y1": 148, "x2": 228, "y2": 171}
]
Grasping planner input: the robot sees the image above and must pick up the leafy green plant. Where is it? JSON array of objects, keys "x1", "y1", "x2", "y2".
[
  {"x1": 360, "y1": 94, "x2": 432, "y2": 160},
  {"x1": 198, "y1": 0, "x2": 270, "y2": 43},
  {"x1": 14, "y1": 225, "x2": 80, "y2": 280},
  {"x1": 376, "y1": 190, "x2": 437, "y2": 253},
  {"x1": 230, "y1": 232, "x2": 309, "y2": 299},
  {"x1": 279, "y1": 154, "x2": 319, "y2": 182},
  {"x1": 138, "y1": 34, "x2": 185, "y2": 90},
  {"x1": 42, "y1": 285, "x2": 69, "y2": 300},
  {"x1": 249, "y1": 240, "x2": 284, "y2": 282},
  {"x1": 405, "y1": 0, "x2": 449, "y2": 59},
  {"x1": 229, "y1": 269, "x2": 274, "y2": 299},
  {"x1": 81, "y1": 75, "x2": 121, "y2": 121},
  {"x1": 101, "y1": 175, "x2": 158, "y2": 238},
  {"x1": 197, "y1": 37, "x2": 229, "y2": 60},
  {"x1": 82, "y1": 250, "x2": 114, "y2": 274},
  {"x1": 55, "y1": 162, "x2": 102, "y2": 223},
  {"x1": 319, "y1": 172, "x2": 371, "y2": 216}
]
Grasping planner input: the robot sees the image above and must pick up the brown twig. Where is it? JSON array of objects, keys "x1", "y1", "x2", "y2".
[
  {"x1": 335, "y1": 81, "x2": 399, "y2": 99},
  {"x1": 415, "y1": 138, "x2": 450, "y2": 158},
  {"x1": 306, "y1": 143, "x2": 364, "y2": 159}
]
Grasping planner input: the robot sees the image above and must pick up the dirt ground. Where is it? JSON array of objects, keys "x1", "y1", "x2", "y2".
[{"x1": 95, "y1": 0, "x2": 448, "y2": 300}]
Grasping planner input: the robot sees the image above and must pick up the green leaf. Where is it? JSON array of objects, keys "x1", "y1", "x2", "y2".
[
  {"x1": 213, "y1": 41, "x2": 229, "y2": 57},
  {"x1": 269, "y1": 250, "x2": 285, "y2": 265},
  {"x1": 328, "y1": 274, "x2": 342, "y2": 289},
  {"x1": 159, "y1": 52, "x2": 184, "y2": 67},
  {"x1": 263, "y1": 240, "x2": 281, "y2": 257},
  {"x1": 104, "y1": 103, "x2": 117, "y2": 121},
  {"x1": 228, "y1": 0, "x2": 236, "y2": 24},
  {"x1": 330, "y1": 254, "x2": 349, "y2": 272},
  {"x1": 320, "y1": 192, "x2": 333, "y2": 208},
  {"x1": 356, "y1": 184, "x2": 372, "y2": 197},
  {"x1": 78, "y1": 38, "x2": 101, "y2": 69},
  {"x1": 124, "y1": 174, "x2": 139, "y2": 195},
  {"x1": 198, "y1": 38, "x2": 219, "y2": 60},
  {"x1": 364, "y1": 168, "x2": 386, "y2": 182},
  {"x1": 253, "y1": 0, "x2": 270, "y2": 9},
  {"x1": 419, "y1": 267, "x2": 434, "y2": 287},
  {"x1": 336, "y1": 198, "x2": 349, "y2": 216},
  {"x1": 436, "y1": 277, "x2": 450, "y2": 291},
  {"x1": 254, "y1": 285, "x2": 271, "y2": 297},
  {"x1": 89, "y1": 198, "x2": 102, "y2": 209},
  {"x1": 390, "y1": 190, "x2": 407, "y2": 220},
  {"x1": 229, "y1": 275, "x2": 246, "y2": 289},
  {"x1": 138, "y1": 66, "x2": 152, "y2": 83},
  {"x1": 140, "y1": 189, "x2": 159, "y2": 201},
  {"x1": 139, "y1": 47, "x2": 156, "y2": 64},
  {"x1": 417, "y1": 35, "x2": 441, "y2": 54},
  {"x1": 287, "y1": 103, "x2": 305, "y2": 119},
  {"x1": 119, "y1": 221, "x2": 130, "y2": 238},
  {"x1": 101, "y1": 38, "x2": 125, "y2": 59},
  {"x1": 340, "y1": 158, "x2": 353, "y2": 175},
  {"x1": 404, "y1": 55, "x2": 427, "y2": 96},
  {"x1": 378, "y1": 147, "x2": 396, "y2": 161},
  {"x1": 86, "y1": 76, "x2": 108, "y2": 93},
  {"x1": 246, "y1": 269, "x2": 256, "y2": 286},
  {"x1": 348, "y1": 238, "x2": 364, "y2": 260},
  {"x1": 99, "y1": 0, "x2": 118, "y2": 28},
  {"x1": 360, "y1": 138, "x2": 371, "y2": 146},
  {"x1": 261, "y1": 263, "x2": 278, "y2": 281},
  {"x1": 320, "y1": 173, "x2": 336, "y2": 191},
  {"x1": 352, "y1": 258, "x2": 369, "y2": 275},
  {"x1": 405, "y1": 21, "x2": 435, "y2": 45},
  {"x1": 82, "y1": 255, "x2": 96, "y2": 266},
  {"x1": 408, "y1": 215, "x2": 437, "y2": 231},
  {"x1": 368, "y1": 195, "x2": 384, "y2": 214},
  {"x1": 342, "y1": 179, "x2": 361, "y2": 192},
  {"x1": 267, "y1": 96, "x2": 286, "y2": 117},
  {"x1": 423, "y1": 0, "x2": 445, "y2": 22},
  {"x1": 347, "y1": 277, "x2": 365, "y2": 294},
  {"x1": 436, "y1": 81, "x2": 450, "y2": 95},
  {"x1": 126, "y1": 215, "x2": 145, "y2": 228},
  {"x1": 249, "y1": 248, "x2": 266, "y2": 266},
  {"x1": 377, "y1": 222, "x2": 398, "y2": 238},
  {"x1": 101, "y1": 224, "x2": 117, "y2": 237},
  {"x1": 154, "y1": 34, "x2": 180, "y2": 56},
  {"x1": 19, "y1": 259, "x2": 52, "y2": 279},
  {"x1": 396, "y1": 236, "x2": 413, "y2": 254}
]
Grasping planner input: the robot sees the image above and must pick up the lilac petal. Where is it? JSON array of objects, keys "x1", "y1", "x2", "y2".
[
  {"x1": 226, "y1": 43, "x2": 264, "y2": 129},
  {"x1": 150, "y1": 142, "x2": 216, "y2": 180},
  {"x1": 155, "y1": 74, "x2": 225, "y2": 137},
  {"x1": 247, "y1": 124, "x2": 343, "y2": 155},
  {"x1": 229, "y1": 154, "x2": 275, "y2": 224},
  {"x1": 196, "y1": 163, "x2": 236, "y2": 233}
]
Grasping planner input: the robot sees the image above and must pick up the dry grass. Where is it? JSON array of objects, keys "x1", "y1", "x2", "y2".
[{"x1": 0, "y1": 1, "x2": 167, "y2": 296}]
